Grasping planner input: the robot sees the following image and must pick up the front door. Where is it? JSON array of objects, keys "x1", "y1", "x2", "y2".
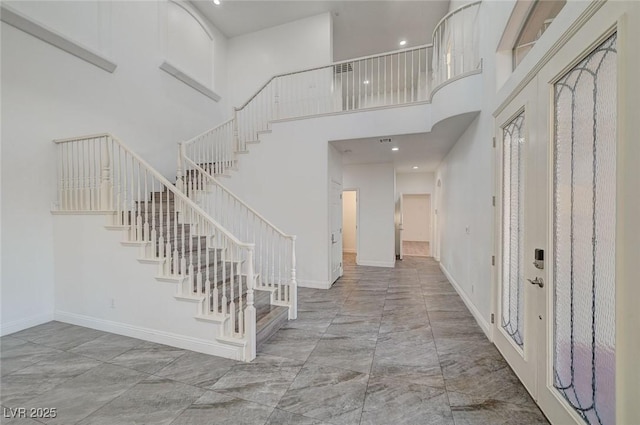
[{"x1": 495, "y1": 17, "x2": 620, "y2": 425}]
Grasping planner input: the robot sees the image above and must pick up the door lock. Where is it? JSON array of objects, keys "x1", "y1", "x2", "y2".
[{"x1": 527, "y1": 277, "x2": 544, "y2": 288}]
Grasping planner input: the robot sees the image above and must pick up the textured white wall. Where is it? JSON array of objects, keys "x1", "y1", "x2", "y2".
[
  {"x1": 343, "y1": 163, "x2": 396, "y2": 268},
  {"x1": 402, "y1": 194, "x2": 431, "y2": 242},
  {"x1": 434, "y1": 1, "x2": 514, "y2": 328},
  {"x1": 1, "y1": 1, "x2": 228, "y2": 335},
  {"x1": 227, "y1": 13, "x2": 333, "y2": 109}
]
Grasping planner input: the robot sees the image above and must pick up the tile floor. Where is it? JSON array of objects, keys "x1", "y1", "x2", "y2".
[{"x1": 0, "y1": 255, "x2": 549, "y2": 425}]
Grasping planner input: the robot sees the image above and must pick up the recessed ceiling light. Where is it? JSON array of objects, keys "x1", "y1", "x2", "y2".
[
  {"x1": 391, "y1": 147, "x2": 399, "y2": 151},
  {"x1": 213, "y1": 0, "x2": 221, "y2": 5},
  {"x1": 363, "y1": 80, "x2": 370, "y2": 85},
  {"x1": 399, "y1": 40, "x2": 407, "y2": 46},
  {"x1": 412, "y1": 166, "x2": 419, "y2": 169}
]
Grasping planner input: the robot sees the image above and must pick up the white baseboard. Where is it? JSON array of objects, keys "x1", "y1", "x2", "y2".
[
  {"x1": 1, "y1": 312, "x2": 55, "y2": 336},
  {"x1": 54, "y1": 311, "x2": 242, "y2": 360},
  {"x1": 357, "y1": 259, "x2": 395, "y2": 268},
  {"x1": 439, "y1": 263, "x2": 493, "y2": 341},
  {"x1": 342, "y1": 249, "x2": 356, "y2": 254},
  {"x1": 297, "y1": 279, "x2": 331, "y2": 289}
]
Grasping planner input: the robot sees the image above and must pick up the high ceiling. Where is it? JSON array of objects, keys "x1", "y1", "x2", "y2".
[
  {"x1": 191, "y1": 0, "x2": 450, "y2": 60},
  {"x1": 330, "y1": 112, "x2": 478, "y2": 173}
]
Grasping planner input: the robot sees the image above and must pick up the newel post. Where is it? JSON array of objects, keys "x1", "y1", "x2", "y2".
[
  {"x1": 176, "y1": 142, "x2": 185, "y2": 194},
  {"x1": 290, "y1": 235, "x2": 297, "y2": 320},
  {"x1": 100, "y1": 136, "x2": 113, "y2": 210},
  {"x1": 244, "y1": 245, "x2": 257, "y2": 361}
]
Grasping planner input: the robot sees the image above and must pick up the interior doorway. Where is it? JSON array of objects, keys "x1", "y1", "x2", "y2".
[
  {"x1": 400, "y1": 194, "x2": 431, "y2": 257},
  {"x1": 342, "y1": 190, "x2": 358, "y2": 265}
]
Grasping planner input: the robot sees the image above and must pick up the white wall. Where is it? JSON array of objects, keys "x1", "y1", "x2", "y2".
[
  {"x1": 434, "y1": 1, "x2": 515, "y2": 330},
  {"x1": 1, "y1": 1, "x2": 228, "y2": 335},
  {"x1": 343, "y1": 163, "x2": 396, "y2": 268},
  {"x1": 223, "y1": 102, "x2": 431, "y2": 288},
  {"x1": 402, "y1": 194, "x2": 431, "y2": 242},
  {"x1": 227, "y1": 13, "x2": 333, "y2": 109},
  {"x1": 52, "y1": 215, "x2": 243, "y2": 360},
  {"x1": 395, "y1": 172, "x2": 435, "y2": 255},
  {"x1": 342, "y1": 191, "x2": 357, "y2": 253}
]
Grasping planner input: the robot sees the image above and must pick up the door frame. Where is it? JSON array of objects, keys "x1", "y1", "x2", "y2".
[
  {"x1": 491, "y1": 2, "x2": 639, "y2": 423},
  {"x1": 343, "y1": 188, "x2": 360, "y2": 264},
  {"x1": 400, "y1": 192, "x2": 433, "y2": 258}
]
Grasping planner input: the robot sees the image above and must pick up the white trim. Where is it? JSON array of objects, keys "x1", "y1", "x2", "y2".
[
  {"x1": 1, "y1": 312, "x2": 55, "y2": 336},
  {"x1": 50, "y1": 210, "x2": 114, "y2": 215},
  {"x1": 297, "y1": 279, "x2": 331, "y2": 290},
  {"x1": 342, "y1": 249, "x2": 357, "y2": 254},
  {"x1": 159, "y1": 60, "x2": 221, "y2": 102},
  {"x1": 439, "y1": 262, "x2": 492, "y2": 341},
  {"x1": 0, "y1": 4, "x2": 117, "y2": 73},
  {"x1": 357, "y1": 259, "x2": 395, "y2": 268},
  {"x1": 270, "y1": 101, "x2": 431, "y2": 124},
  {"x1": 54, "y1": 310, "x2": 242, "y2": 360}
]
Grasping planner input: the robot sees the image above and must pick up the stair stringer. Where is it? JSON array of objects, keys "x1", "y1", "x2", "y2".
[{"x1": 51, "y1": 212, "x2": 251, "y2": 361}]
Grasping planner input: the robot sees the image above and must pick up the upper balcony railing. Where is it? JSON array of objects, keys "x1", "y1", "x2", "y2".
[
  {"x1": 233, "y1": 45, "x2": 433, "y2": 151},
  {"x1": 431, "y1": 1, "x2": 482, "y2": 89}
]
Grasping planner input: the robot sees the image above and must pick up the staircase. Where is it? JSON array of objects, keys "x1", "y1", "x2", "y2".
[
  {"x1": 50, "y1": 1, "x2": 480, "y2": 362},
  {"x1": 53, "y1": 133, "x2": 294, "y2": 361}
]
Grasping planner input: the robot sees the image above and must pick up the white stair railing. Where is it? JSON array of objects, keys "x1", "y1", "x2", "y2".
[
  {"x1": 431, "y1": 1, "x2": 482, "y2": 89},
  {"x1": 53, "y1": 133, "x2": 258, "y2": 361},
  {"x1": 234, "y1": 45, "x2": 433, "y2": 148},
  {"x1": 179, "y1": 147, "x2": 297, "y2": 320}
]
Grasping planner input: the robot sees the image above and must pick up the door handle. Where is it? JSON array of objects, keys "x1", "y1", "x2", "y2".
[
  {"x1": 331, "y1": 234, "x2": 337, "y2": 244},
  {"x1": 527, "y1": 277, "x2": 544, "y2": 288}
]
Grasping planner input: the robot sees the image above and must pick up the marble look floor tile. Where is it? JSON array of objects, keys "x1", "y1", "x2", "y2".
[
  {"x1": 211, "y1": 354, "x2": 303, "y2": 407},
  {"x1": 324, "y1": 315, "x2": 381, "y2": 339},
  {"x1": 77, "y1": 376, "x2": 203, "y2": 425},
  {"x1": 1, "y1": 339, "x2": 63, "y2": 376},
  {"x1": 431, "y1": 321, "x2": 488, "y2": 340},
  {"x1": 360, "y1": 375, "x2": 454, "y2": 425},
  {"x1": 306, "y1": 334, "x2": 377, "y2": 374},
  {"x1": 449, "y1": 392, "x2": 549, "y2": 425},
  {"x1": 1, "y1": 352, "x2": 102, "y2": 407},
  {"x1": 170, "y1": 391, "x2": 274, "y2": 425},
  {"x1": 444, "y1": 364, "x2": 536, "y2": 407},
  {"x1": 373, "y1": 331, "x2": 439, "y2": 369},
  {"x1": 259, "y1": 328, "x2": 322, "y2": 362},
  {"x1": 30, "y1": 326, "x2": 106, "y2": 351},
  {"x1": 0, "y1": 416, "x2": 43, "y2": 425},
  {"x1": 424, "y1": 295, "x2": 468, "y2": 312},
  {"x1": 22, "y1": 363, "x2": 147, "y2": 425},
  {"x1": 69, "y1": 333, "x2": 144, "y2": 361},
  {"x1": 8, "y1": 322, "x2": 72, "y2": 342},
  {"x1": 379, "y1": 312, "x2": 430, "y2": 334},
  {"x1": 109, "y1": 343, "x2": 186, "y2": 374},
  {"x1": 155, "y1": 351, "x2": 238, "y2": 388},
  {"x1": 277, "y1": 364, "x2": 368, "y2": 425},
  {"x1": 282, "y1": 312, "x2": 334, "y2": 332},
  {"x1": 370, "y1": 363, "x2": 445, "y2": 389},
  {"x1": 265, "y1": 408, "x2": 333, "y2": 425}
]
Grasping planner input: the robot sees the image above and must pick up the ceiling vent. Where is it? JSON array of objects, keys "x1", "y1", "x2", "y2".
[
  {"x1": 379, "y1": 138, "x2": 392, "y2": 143},
  {"x1": 334, "y1": 63, "x2": 353, "y2": 74}
]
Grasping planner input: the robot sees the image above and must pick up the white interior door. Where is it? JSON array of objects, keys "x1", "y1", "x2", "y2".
[
  {"x1": 330, "y1": 180, "x2": 343, "y2": 283},
  {"x1": 495, "y1": 11, "x2": 622, "y2": 425}
]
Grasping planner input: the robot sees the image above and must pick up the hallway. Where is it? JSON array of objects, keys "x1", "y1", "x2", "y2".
[{"x1": 1, "y1": 256, "x2": 548, "y2": 425}]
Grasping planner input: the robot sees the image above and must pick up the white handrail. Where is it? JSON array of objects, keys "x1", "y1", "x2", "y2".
[
  {"x1": 53, "y1": 133, "x2": 258, "y2": 361},
  {"x1": 179, "y1": 151, "x2": 297, "y2": 317},
  {"x1": 182, "y1": 155, "x2": 293, "y2": 240},
  {"x1": 431, "y1": 1, "x2": 482, "y2": 41},
  {"x1": 236, "y1": 44, "x2": 434, "y2": 110}
]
